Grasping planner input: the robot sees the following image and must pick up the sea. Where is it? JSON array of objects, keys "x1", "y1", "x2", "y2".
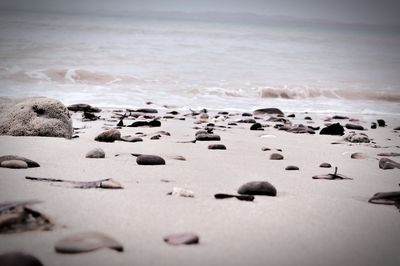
[{"x1": 0, "y1": 9, "x2": 399, "y2": 115}]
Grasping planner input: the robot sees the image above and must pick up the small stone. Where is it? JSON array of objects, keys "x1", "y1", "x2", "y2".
[
  {"x1": 150, "y1": 135, "x2": 161, "y2": 140},
  {"x1": 379, "y1": 158, "x2": 400, "y2": 169},
  {"x1": 320, "y1": 163, "x2": 332, "y2": 168},
  {"x1": 394, "y1": 126, "x2": 400, "y2": 130},
  {"x1": 261, "y1": 147, "x2": 271, "y2": 151},
  {"x1": 285, "y1": 165, "x2": 299, "y2": 170},
  {"x1": 120, "y1": 136, "x2": 143, "y2": 142},
  {"x1": 169, "y1": 187, "x2": 194, "y2": 197},
  {"x1": 195, "y1": 134, "x2": 221, "y2": 141},
  {"x1": 86, "y1": 148, "x2": 105, "y2": 158},
  {"x1": 238, "y1": 181, "x2": 277, "y2": 196},
  {"x1": 68, "y1": 104, "x2": 101, "y2": 113},
  {"x1": 163, "y1": 233, "x2": 199, "y2": 245},
  {"x1": 320, "y1": 123, "x2": 344, "y2": 136},
  {"x1": 304, "y1": 116, "x2": 312, "y2": 120},
  {"x1": 55, "y1": 231, "x2": 123, "y2": 254},
  {"x1": 0, "y1": 252, "x2": 43, "y2": 266},
  {"x1": 1, "y1": 160, "x2": 28, "y2": 169},
  {"x1": 345, "y1": 123, "x2": 364, "y2": 130},
  {"x1": 250, "y1": 123, "x2": 263, "y2": 130},
  {"x1": 135, "y1": 108, "x2": 158, "y2": 113},
  {"x1": 351, "y1": 152, "x2": 367, "y2": 159},
  {"x1": 332, "y1": 115, "x2": 349, "y2": 119},
  {"x1": 94, "y1": 129, "x2": 121, "y2": 142},
  {"x1": 270, "y1": 153, "x2": 284, "y2": 160},
  {"x1": 242, "y1": 112, "x2": 252, "y2": 117},
  {"x1": 377, "y1": 119, "x2": 386, "y2": 127},
  {"x1": 136, "y1": 155, "x2": 166, "y2": 165},
  {"x1": 253, "y1": 108, "x2": 284, "y2": 116},
  {"x1": 377, "y1": 152, "x2": 400, "y2": 157},
  {"x1": 371, "y1": 122, "x2": 377, "y2": 129},
  {"x1": 208, "y1": 144, "x2": 226, "y2": 150},
  {"x1": 287, "y1": 114, "x2": 295, "y2": 118},
  {"x1": 237, "y1": 118, "x2": 257, "y2": 123}
]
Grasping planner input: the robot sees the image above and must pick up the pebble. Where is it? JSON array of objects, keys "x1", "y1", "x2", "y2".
[
  {"x1": 85, "y1": 148, "x2": 105, "y2": 158},
  {"x1": 237, "y1": 118, "x2": 257, "y2": 123},
  {"x1": 163, "y1": 233, "x2": 199, "y2": 245},
  {"x1": 371, "y1": 122, "x2": 377, "y2": 129},
  {"x1": 377, "y1": 152, "x2": 400, "y2": 157},
  {"x1": 287, "y1": 114, "x2": 295, "y2": 118},
  {"x1": 320, "y1": 163, "x2": 332, "y2": 168},
  {"x1": 0, "y1": 252, "x2": 43, "y2": 266},
  {"x1": 250, "y1": 123, "x2": 263, "y2": 130},
  {"x1": 169, "y1": 187, "x2": 194, "y2": 197},
  {"x1": 351, "y1": 152, "x2": 368, "y2": 159},
  {"x1": 253, "y1": 108, "x2": 284, "y2": 116},
  {"x1": 319, "y1": 123, "x2": 344, "y2": 136},
  {"x1": 94, "y1": 129, "x2": 121, "y2": 142},
  {"x1": 55, "y1": 231, "x2": 124, "y2": 254},
  {"x1": 208, "y1": 144, "x2": 227, "y2": 150},
  {"x1": 379, "y1": 158, "x2": 400, "y2": 169},
  {"x1": 0, "y1": 160, "x2": 28, "y2": 169},
  {"x1": 195, "y1": 134, "x2": 221, "y2": 141},
  {"x1": 377, "y1": 119, "x2": 386, "y2": 127},
  {"x1": 135, "y1": 108, "x2": 158, "y2": 113},
  {"x1": 270, "y1": 153, "x2": 284, "y2": 160},
  {"x1": 238, "y1": 181, "x2": 277, "y2": 196},
  {"x1": 0, "y1": 155, "x2": 40, "y2": 168},
  {"x1": 242, "y1": 112, "x2": 253, "y2": 116},
  {"x1": 120, "y1": 136, "x2": 143, "y2": 142},
  {"x1": 332, "y1": 115, "x2": 349, "y2": 119},
  {"x1": 261, "y1": 147, "x2": 271, "y2": 151},
  {"x1": 345, "y1": 123, "x2": 364, "y2": 130},
  {"x1": 285, "y1": 165, "x2": 299, "y2": 170},
  {"x1": 136, "y1": 155, "x2": 166, "y2": 165}
]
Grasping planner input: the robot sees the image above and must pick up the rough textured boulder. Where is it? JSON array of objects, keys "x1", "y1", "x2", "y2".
[
  {"x1": 0, "y1": 97, "x2": 73, "y2": 138},
  {"x1": 343, "y1": 131, "x2": 370, "y2": 143}
]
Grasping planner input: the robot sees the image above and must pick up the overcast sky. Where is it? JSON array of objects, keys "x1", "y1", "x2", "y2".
[{"x1": 1, "y1": 0, "x2": 400, "y2": 25}]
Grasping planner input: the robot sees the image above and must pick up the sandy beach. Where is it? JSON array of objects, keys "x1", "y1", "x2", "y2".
[{"x1": 1, "y1": 105, "x2": 399, "y2": 266}]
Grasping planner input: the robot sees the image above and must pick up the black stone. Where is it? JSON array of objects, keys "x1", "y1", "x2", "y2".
[
  {"x1": 0, "y1": 252, "x2": 43, "y2": 266},
  {"x1": 208, "y1": 144, "x2": 226, "y2": 150},
  {"x1": 67, "y1": 104, "x2": 101, "y2": 113},
  {"x1": 379, "y1": 158, "x2": 400, "y2": 169},
  {"x1": 304, "y1": 116, "x2": 312, "y2": 120},
  {"x1": 371, "y1": 122, "x2": 377, "y2": 129},
  {"x1": 253, "y1": 108, "x2": 284, "y2": 116},
  {"x1": 242, "y1": 112, "x2": 253, "y2": 117},
  {"x1": 320, "y1": 123, "x2": 344, "y2": 136},
  {"x1": 195, "y1": 134, "x2": 221, "y2": 141},
  {"x1": 320, "y1": 163, "x2": 332, "y2": 168},
  {"x1": 270, "y1": 153, "x2": 284, "y2": 160},
  {"x1": 377, "y1": 119, "x2": 386, "y2": 127},
  {"x1": 135, "y1": 108, "x2": 158, "y2": 113},
  {"x1": 345, "y1": 123, "x2": 364, "y2": 130},
  {"x1": 250, "y1": 123, "x2": 263, "y2": 130},
  {"x1": 285, "y1": 165, "x2": 299, "y2": 170},
  {"x1": 287, "y1": 114, "x2": 295, "y2": 118},
  {"x1": 238, "y1": 181, "x2": 277, "y2": 196},
  {"x1": 136, "y1": 155, "x2": 166, "y2": 165},
  {"x1": 332, "y1": 115, "x2": 349, "y2": 119}
]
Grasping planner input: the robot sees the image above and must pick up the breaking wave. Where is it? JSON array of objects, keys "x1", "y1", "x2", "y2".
[{"x1": 259, "y1": 86, "x2": 400, "y2": 102}]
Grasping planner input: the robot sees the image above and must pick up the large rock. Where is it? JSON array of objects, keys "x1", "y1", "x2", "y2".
[
  {"x1": 319, "y1": 123, "x2": 344, "y2": 136},
  {"x1": 0, "y1": 97, "x2": 73, "y2": 138},
  {"x1": 253, "y1": 108, "x2": 284, "y2": 116}
]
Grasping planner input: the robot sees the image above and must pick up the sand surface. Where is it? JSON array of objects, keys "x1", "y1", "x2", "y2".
[{"x1": 0, "y1": 107, "x2": 399, "y2": 266}]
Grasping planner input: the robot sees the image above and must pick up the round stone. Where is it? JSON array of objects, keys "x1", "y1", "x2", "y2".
[
  {"x1": 238, "y1": 181, "x2": 277, "y2": 196},
  {"x1": 208, "y1": 144, "x2": 226, "y2": 150},
  {"x1": 136, "y1": 155, "x2": 166, "y2": 165},
  {"x1": 285, "y1": 165, "x2": 299, "y2": 170},
  {"x1": 320, "y1": 162, "x2": 332, "y2": 168},
  {"x1": 1, "y1": 160, "x2": 28, "y2": 169},
  {"x1": 86, "y1": 148, "x2": 105, "y2": 158},
  {"x1": 270, "y1": 153, "x2": 284, "y2": 160}
]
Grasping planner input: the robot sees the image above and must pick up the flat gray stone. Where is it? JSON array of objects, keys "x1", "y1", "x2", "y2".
[{"x1": 86, "y1": 148, "x2": 105, "y2": 158}]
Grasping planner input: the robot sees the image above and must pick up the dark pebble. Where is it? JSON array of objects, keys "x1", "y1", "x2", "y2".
[
  {"x1": 270, "y1": 153, "x2": 284, "y2": 160},
  {"x1": 320, "y1": 163, "x2": 332, "y2": 168},
  {"x1": 379, "y1": 158, "x2": 400, "y2": 169},
  {"x1": 195, "y1": 134, "x2": 221, "y2": 141},
  {"x1": 319, "y1": 123, "x2": 344, "y2": 136},
  {"x1": 136, "y1": 155, "x2": 166, "y2": 165},
  {"x1": 208, "y1": 144, "x2": 226, "y2": 150},
  {"x1": 253, "y1": 108, "x2": 284, "y2": 116},
  {"x1": 94, "y1": 129, "x2": 121, "y2": 142},
  {"x1": 163, "y1": 233, "x2": 199, "y2": 245},
  {"x1": 250, "y1": 123, "x2": 263, "y2": 130},
  {"x1": 332, "y1": 115, "x2": 349, "y2": 119},
  {"x1": 0, "y1": 252, "x2": 43, "y2": 266},
  {"x1": 135, "y1": 108, "x2": 158, "y2": 113},
  {"x1": 238, "y1": 181, "x2": 277, "y2": 196},
  {"x1": 242, "y1": 112, "x2": 252, "y2": 117},
  {"x1": 377, "y1": 119, "x2": 386, "y2": 127},
  {"x1": 371, "y1": 122, "x2": 377, "y2": 129},
  {"x1": 285, "y1": 165, "x2": 299, "y2": 170},
  {"x1": 287, "y1": 114, "x2": 295, "y2": 118},
  {"x1": 345, "y1": 123, "x2": 364, "y2": 130}
]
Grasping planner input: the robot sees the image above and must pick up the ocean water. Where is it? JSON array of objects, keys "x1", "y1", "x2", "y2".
[{"x1": 0, "y1": 10, "x2": 399, "y2": 114}]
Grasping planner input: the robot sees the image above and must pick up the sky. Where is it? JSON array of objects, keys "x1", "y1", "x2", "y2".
[{"x1": 0, "y1": 0, "x2": 400, "y2": 25}]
